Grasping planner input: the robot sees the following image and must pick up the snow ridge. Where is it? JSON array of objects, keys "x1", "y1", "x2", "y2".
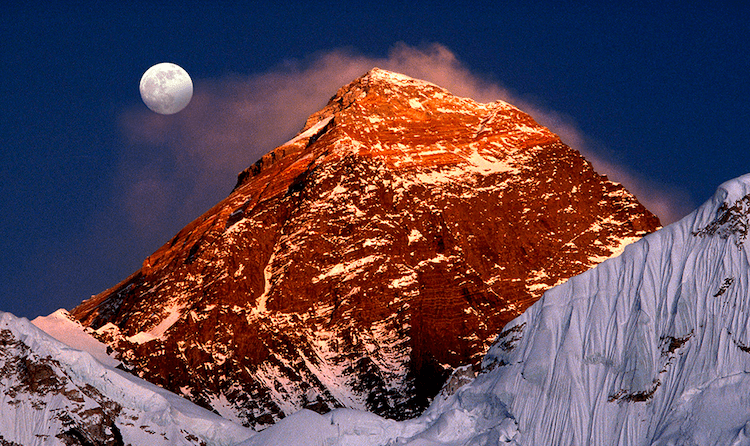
[{"x1": 1, "y1": 311, "x2": 253, "y2": 446}]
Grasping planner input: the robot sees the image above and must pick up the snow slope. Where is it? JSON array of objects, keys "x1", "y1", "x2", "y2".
[
  {"x1": 242, "y1": 174, "x2": 750, "y2": 445},
  {"x1": 31, "y1": 308, "x2": 120, "y2": 367},
  {"x1": 0, "y1": 310, "x2": 254, "y2": 446}
]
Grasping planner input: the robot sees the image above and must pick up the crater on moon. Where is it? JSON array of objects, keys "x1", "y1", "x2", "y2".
[{"x1": 139, "y1": 63, "x2": 193, "y2": 115}]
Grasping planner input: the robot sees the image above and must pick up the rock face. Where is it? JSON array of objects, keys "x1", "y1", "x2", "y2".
[
  {"x1": 0, "y1": 326, "x2": 124, "y2": 446},
  {"x1": 70, "y1": 68, "x2": 660, "y2": 429}
]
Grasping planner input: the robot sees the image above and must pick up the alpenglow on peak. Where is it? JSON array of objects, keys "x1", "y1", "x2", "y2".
[{"x1": 69, "y1": 68, "x2": 660, "y2": 429}]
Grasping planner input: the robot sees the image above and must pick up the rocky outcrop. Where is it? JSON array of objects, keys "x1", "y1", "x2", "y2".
[
  {"x1": 0, "y1": 310, "x2": 252, "y2": 446},
  {"x1": 71, "y1": 68, "x2": 660, "y2": 428},
  {"x1": 0, "y1": 311, "x2": 254, "y2": 446},
  {"x1": 0, "y1": 328, "x2": 124, "y2": 446}
]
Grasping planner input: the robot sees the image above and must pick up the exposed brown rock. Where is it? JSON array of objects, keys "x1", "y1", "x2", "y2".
[
  {"x1": 71, "y1": 68, "x2": 660, "y2": 428},
  {"x1": 0, "y1": 329, "x2": 125, "y2": 446}
]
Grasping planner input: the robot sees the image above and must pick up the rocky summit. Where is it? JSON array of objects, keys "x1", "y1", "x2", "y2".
[{"x1": 70, "y1": 68, "x2": 660, "y2": 429}]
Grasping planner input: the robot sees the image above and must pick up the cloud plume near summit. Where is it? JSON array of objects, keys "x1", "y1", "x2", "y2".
[{"x1": 116, "y1": 43, "x2": 691, "y2": 244}]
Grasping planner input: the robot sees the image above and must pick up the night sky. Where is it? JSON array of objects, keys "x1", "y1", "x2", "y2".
[{"x1": 3, "y1": 2, "x2": 749, "y2": 319}]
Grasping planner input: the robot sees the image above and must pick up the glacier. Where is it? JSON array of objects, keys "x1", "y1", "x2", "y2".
[{"x1": 240, "y1": 174, "x2": 750, "y2": 445}]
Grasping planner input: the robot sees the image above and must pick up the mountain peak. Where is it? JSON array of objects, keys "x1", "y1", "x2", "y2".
[
  {"x1": 716, "y1": 172, "x2": 750, "y2": 204},
  {"x1": 339, "y1": 67, "x2": 440, "y2": 96},
  {"x1": 364, "y1": 66, "x2": 425, "y2": 84},
  {"x1": 70, "y1": 70, "x2": 660, "y2": 428},
  {"x1": 237, "y1": 68, "x2": 553, "y2": 189},
  {"x1": 296, "y1": 67, "x2": 438, "y2": 133}
]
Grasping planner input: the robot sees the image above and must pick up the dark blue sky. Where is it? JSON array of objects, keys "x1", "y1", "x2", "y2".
[{"x1": 2, "y1": 2, "x2": 749, "y2": 319}]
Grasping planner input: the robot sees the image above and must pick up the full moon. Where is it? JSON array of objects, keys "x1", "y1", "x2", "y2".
[{"x1": 139, "y1": 63, "x2": 193, "y2": 115}]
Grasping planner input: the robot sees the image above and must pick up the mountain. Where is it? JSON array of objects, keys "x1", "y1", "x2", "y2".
[
  {"x1": 238, "y1": 173, "x2": 750, "y2": 445},
  {"x1": 0, "y1": 310, "x2": 253, "y2": 446},
  {"x1": 68, "y1": 68, "x2": 659, "y2": 428}
]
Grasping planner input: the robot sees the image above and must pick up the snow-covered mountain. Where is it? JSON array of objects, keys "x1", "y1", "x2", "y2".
[
  {"x1": 14, "y1": 168, "x2": 746, "y2": 444},
  {"x1": 67, "y1": 68, "x2": 659, "y2": 428},
  {"x1": 239, "y1": 173, "x2": 750, "y2": 445},
  {"x1": 0, "y1": 310, "x2": 253, "y2": 445}
]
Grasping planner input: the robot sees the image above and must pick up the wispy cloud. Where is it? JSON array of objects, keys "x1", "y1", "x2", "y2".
[
  {"x1": 115, "y1": 42, "x2": 691, "y2": 246},
  {"x1": 521, "y1": 111, "x2": 695, "y2": 225}
]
